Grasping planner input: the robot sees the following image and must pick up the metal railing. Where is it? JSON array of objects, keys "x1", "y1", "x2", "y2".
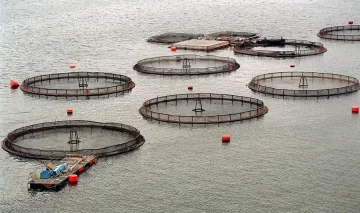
[
  {"x1": 134, "y1": 55, "x2": 239, "y2": 75},
  {"x1": 248, "y1": 72, "x2": 360, "y2": 97},
  {"x1": 317, "y1": 25, "x2": 360, "y2": 41},
  {"x1": 20, "y1": 72, "x2": 135, "y2": 97},
  {"x1": 2, "y1": 120, "x2": 145, "y2": 159},
  {"x1": 139, "y1": 93, "x2": 268, "y2": 124}
]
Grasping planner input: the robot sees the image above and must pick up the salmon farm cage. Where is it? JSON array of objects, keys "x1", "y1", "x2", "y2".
[
  {"x1": 20, "y1": 72, "x2": 135, "y2": 99},
  {"x1": 247, "y1": 72, "x2": 360, "y2": 98},
  {"x1": 133, "y1": 54, "x2": 240, "y2": 75},
  {"x1": 317, "y1": 25, "x2": 360, "y2": 41},
  {"x1": 2, "y1": 120, "x2": 145, "y2": 160},
  {"x1": 234, "y1": 39, "x2": 327, "y2": 57},
  {"x1": 139, "y1": 93, "x2": 268, "y2": 124}
]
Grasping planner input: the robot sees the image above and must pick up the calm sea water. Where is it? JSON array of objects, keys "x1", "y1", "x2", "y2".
[{"x1": 1, "y1": 0, "x2": 360, "y2": 212}]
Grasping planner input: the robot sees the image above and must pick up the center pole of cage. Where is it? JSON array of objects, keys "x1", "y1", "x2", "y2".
[
  {"x1": 182, "y1": 58, "x2": 191, "y2": 73},
  {"x1": 192, "y1": 98, "x2": 205, "y2": 112},
  {"x1": 68, "y1": 129, "x2": 81, "y2": 152},
  {"x1": 298, "y1": 75, "x2": 308, "y2": 88}
]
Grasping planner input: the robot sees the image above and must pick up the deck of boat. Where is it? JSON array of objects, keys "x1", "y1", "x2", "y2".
[{"x1": 28, "y1": 155, "x2": 97, "y2": 190}]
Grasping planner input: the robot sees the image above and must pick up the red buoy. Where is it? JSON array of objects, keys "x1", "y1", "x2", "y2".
[
  {"x1": 171, "y1": 46, "x2": 177, "y2": 52},
  {"x1": 348, "y1": 20, "x2": 354, "y2": 25},
  {"x1": 10, "y1": 80, "x2": 19, "y2": 89},
  {"x1": 222, "y1": 135, "x2": 230, "y2": 143},
  {"x1": 78, "y1": 167, "x2": 85, "y2": 173},
  {"x1": 290, "y1": 64, "x2": 295, "y2": 68},
  {"x1": 68, "y1": 174, "x2": 78, "y2": 183},
  {"x1": 70, "y1": 64, "x2": 76, "y2": 69},
  {"x1": 188, "y1": 85, "x2": 193, "y2": 90},
  {"x1": 352, "y1": 106, "x2": 359, "y2": 113},
  {"x1": 67, "y1": 108, "x2": 73, "y2": 115}
]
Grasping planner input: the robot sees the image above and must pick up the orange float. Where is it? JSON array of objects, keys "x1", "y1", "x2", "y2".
[
  {"x1": 222, "y1": 135, "x2": 230, "y2": 143},
  {"x1": 352, "y1": 106, "x2": 359, "y2": 113},
  {"x1": 67, "y1": 108, "x2": 73, "y2": 114},
  {"x1": 68, "y1": 174, "x2": 78, "y2": 183},
  {"x1": 10, "y1": 80, "x2": 19, "y2": 89}
]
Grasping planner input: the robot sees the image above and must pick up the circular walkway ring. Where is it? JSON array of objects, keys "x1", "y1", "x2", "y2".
[
  {"x1": 248, "y1": 72, "x2": 360, "y2": 97},
  {"x1": 1, "y1": 120, "x2": 145, "y2": 159},
  {"x1": 317, "y1": 25, "x2": 360, "y2": 41},
  {"x1": 20, "y1": 72, "x2": 135, "y2": 97},
  {"x1": 139, "y1": 93, "x2": 268, "y2": 124},
  {"x1": 133, "y1": 54, "x2": 240, "y2": 75},
  {"x1": 234, "y1": 39, "x2": 327, "y2": 57}
]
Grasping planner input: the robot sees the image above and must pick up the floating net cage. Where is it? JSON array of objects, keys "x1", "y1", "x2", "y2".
[
  {"x1": 248, "y1": 72, "x2": 360, "y2": 97},
  {"x1": 204, "y1": 31, "x2": 259, "y2": 41},
  {"x1": 20, "y1": 72, "x2": 135, "y2": 98},
  {"x1": 147, "y1": 33, "x2": 204, "y2": 44},
  {"x1": 139, "y1": 93, "x2": 268, "y2": 124},
  {"x1": 234, "y1": 39, "x2": 327, "y2": 57},
  {"x1": 1, "y1": 120, "x2": 145, "y2": 159},
  {"x1": 317, "y1": 25, "x2": 360, "y2": 41},
  {"x1": 133, "y1": 54, "x2": 240, "y2": 75}
]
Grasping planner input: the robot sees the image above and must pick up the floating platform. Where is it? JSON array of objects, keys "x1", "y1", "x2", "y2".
[
  {"x1": 28, "y1": 154, "x2": 97, "y2": 191},
  {"x1": 171, "y1": 39, "x2": 229, "y2": 51},
  {"x1": 147, "y1": 33, "x2": 204, "y2": 43}
]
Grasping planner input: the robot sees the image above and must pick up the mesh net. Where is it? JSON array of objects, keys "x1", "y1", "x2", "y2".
[
  {"x1": 234, "y1": 39, "x2": 327, "y2": 57},
  {"x1": 248, "y1": 72, "x2": 360, "y2": 97},
  {"x1": 2, "y1": 120, "x2": 145, "y2": 159},
  {"x1": 318, "y1": 25, "x2": 360, "y2": 41},
  {"x1": 139, "y1": 93, "x2": 268, "y2": 124},
  {"x1": 134, "y1": 55, "x2": 240, "y2": 75},
  {"x1": 20, "y1": 72, "x2": 135, "y2": 97}
]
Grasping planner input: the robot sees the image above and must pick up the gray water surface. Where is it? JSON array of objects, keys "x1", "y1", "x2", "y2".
[{"x1": 1, "y1": 0, "x2": 360, "y2": 212}]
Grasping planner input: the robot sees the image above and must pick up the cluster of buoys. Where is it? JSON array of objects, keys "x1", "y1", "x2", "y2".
[
  {"x1": 10, "y1": 80, "x2": 19, "y2": 89},
  {"x1": 352, "y1": 106, "x2": 359, "y2": 113}
]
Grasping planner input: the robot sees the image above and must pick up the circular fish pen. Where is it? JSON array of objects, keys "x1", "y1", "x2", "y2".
[
  {"x1": 233, "y1": 39, "x2": 327, "y2": 57},
  {"x1": 133, "y1": 54, "x2": 240, "y2": 75},
  {"x1": 248, "y1": 72, "x2": 360, "y2": 97},
  {"x1": 147, "y1": 33, "x2": 204, "y2": 43},
  {"x1": 317, "y1": 25, "x2": 360, "y2": 41},
  {"x1": 20, "y1": 72, "x2": 135, "y2": 98},
  {"x1": 139, "y1": 93, "x2": 268, "y2": 124},
  {"x1": 1, "y1": 120, "x2": 145, "y2": 159}
]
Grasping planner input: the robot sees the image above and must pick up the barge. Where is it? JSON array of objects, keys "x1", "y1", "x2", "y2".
[{"x1": 28, "y1": 154, "x2": 97, "y2": 191}]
